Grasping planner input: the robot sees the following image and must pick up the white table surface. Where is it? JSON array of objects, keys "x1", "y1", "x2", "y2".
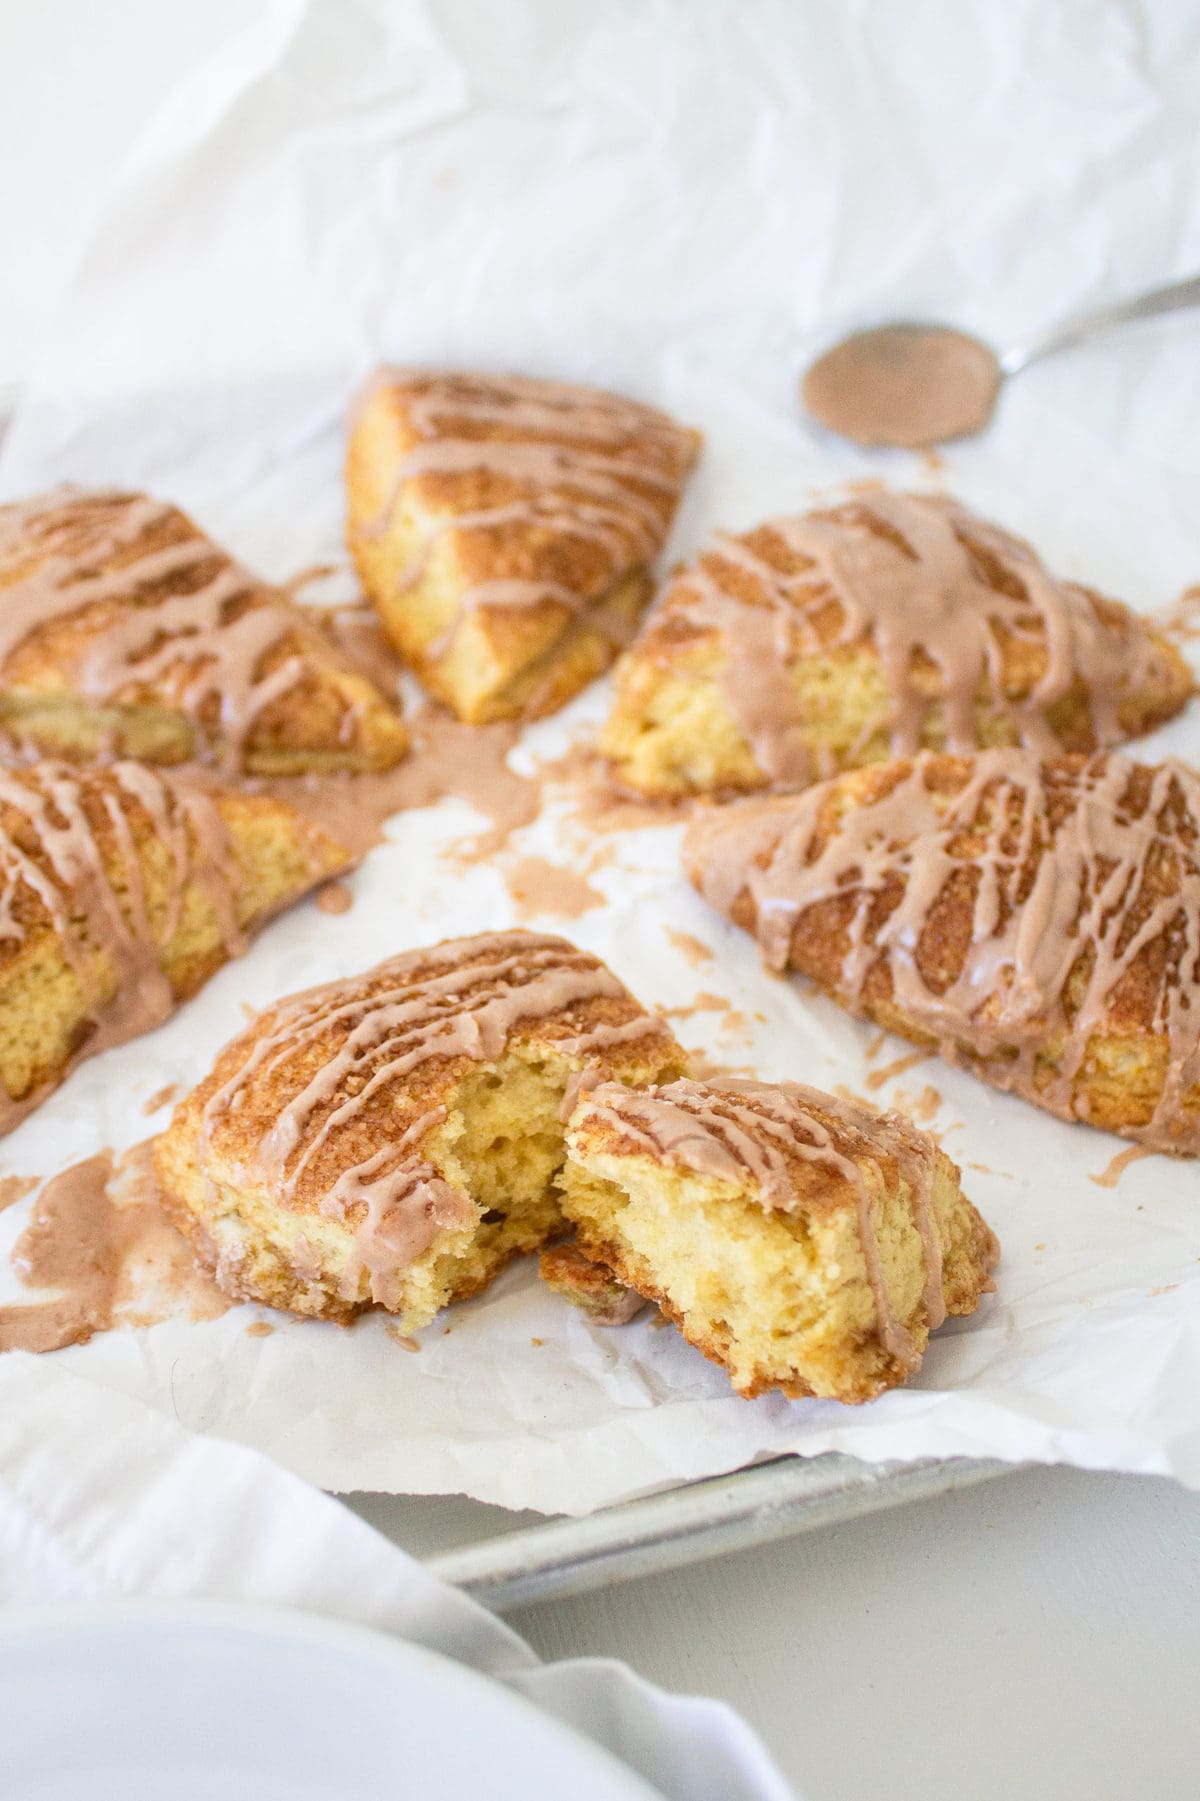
[
  {"x1": 2, "y1": 8, "x2": 1199, "y2": 1796},
  {"x1": 348, "y1": 1467, "x2": 1200, "y2": 1801}
]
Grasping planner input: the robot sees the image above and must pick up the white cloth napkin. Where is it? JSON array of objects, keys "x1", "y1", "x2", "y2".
[{"x1": 0, "y1": 1355, "x2": 794, "y2": 1801}]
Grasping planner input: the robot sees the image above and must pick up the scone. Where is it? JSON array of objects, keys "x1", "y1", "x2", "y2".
[
  {"x1": 684, "y1": 749, "x2": 1200, "y2": 1153},
  {"x1": 559, "y1": 1076, "x2": 998, "y2": 1401},
  {"x1": 155, "y1": 929, "x2": 686, "y2": 1332},
  {"x1": 602, "y1": 489, "x2": 1192, "y2": 797},
  {"x1": 0, "y1": 760, "x2": 350, "y2": 1133},
  {"x1": 0, "y1": 488, "x2": 410, "y2": 773},
  {"x1": 346, "y1": 369, "x2": 701, "y2": 723}
]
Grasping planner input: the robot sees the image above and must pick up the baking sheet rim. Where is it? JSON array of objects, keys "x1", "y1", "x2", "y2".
[{"x1": 425, "y1": 1451, "x2": 1019, "y2": 1609}]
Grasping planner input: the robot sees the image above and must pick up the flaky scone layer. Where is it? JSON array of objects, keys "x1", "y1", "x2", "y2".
[
  {"x1": 684, "y1": 750, "x2": 1200, "y2": 1153},
  {"x1": 602, "y1": 490, "x2": 1192, "y2": 798},
  {"x1": 346, "y1": 369, "x2": 701, "y2": 723},
  {"x1": 155, "y1": 929, "x2": 685, "y2": 1333},
  {"x1": 0, "y1": 760, "x2": 349, "y2": 1133},
  {"x1": 0, "y1": 488, "x2": 410, "y2": 774},
  {"x1": 560, "y1": 1076, "x2": 997, "y2": 1402}
]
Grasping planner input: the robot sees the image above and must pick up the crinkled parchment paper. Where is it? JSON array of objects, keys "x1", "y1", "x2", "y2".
[{"x1": 1, "y1": 0, "x2": 1198, "y2": 1513}]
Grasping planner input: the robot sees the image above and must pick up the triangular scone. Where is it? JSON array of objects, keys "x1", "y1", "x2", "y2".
[
  {"x1": 0, "y1": 760, "x2": 350, "y2": 1134},
  {"x1": 0, "y1": 488, "x2": 410, "y2": 774},
  {"x1": 684, "y1": 750, "x2": 1200, "y2": 1153},
  {"x1": 602, "y1": 489, "x2": 1192, "y2": 798},
  {"x1": 154, "y1": 929, "x2": 686, "y2": 1332},
  {"x1": 346, "y1": 369, "x2": 701, "y2": 723},
  {"x1": 559, "y1": 1076, "x2": 998, "y2": 1401}
]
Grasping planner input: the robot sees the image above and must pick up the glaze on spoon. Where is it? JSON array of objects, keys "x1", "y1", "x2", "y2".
[{"x1": 801, "y1": 272, "x2": 1200, "y2": 449}]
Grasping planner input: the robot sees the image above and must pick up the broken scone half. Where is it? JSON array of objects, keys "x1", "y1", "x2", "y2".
[
  {"x1": 0, "y1": 487, "x2": 410, "y2": 773},
  {"x1": 346, "y1": 368, "x2": 701, "y2": 723},
  {"x1": 684, "y1": 749, "x2": 1200, "y2": 1154},
  {"x1": 602, "y1": 489, "x2": 1191, "y2": 798},
  {"x1": 155, "y1": 929, "x2": 685, "y2": 1332},
  {"x1": 559, "y1": 1076, "x2": 998, "y2": 1401},
  {"x1": 0, "y1": 759, "x2": 350, "y2": 1133}
]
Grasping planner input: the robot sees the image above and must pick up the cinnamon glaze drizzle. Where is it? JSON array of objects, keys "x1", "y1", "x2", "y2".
[
  {"x1": 666, "y1": 491, "x2": 1159, "y2": 787},
  {"x1": 199, "y1": 930, "x2": 669, "y2": 1305},
  {"x1": 0, "y1": 489, "x2": 371, "y2": 771},
  {"x1": 573, "y1": 1075, "x2": 948, "y2": 1364},
  {"x1": 689, "y1": 751, "x2": 1200, "y2": 1153},
  {"x1": 353, "y1": 369, "x2": 698, "y2": 639},
  {"x1": 0, "y1": 761, "x2": 254, "y2": 1134}
]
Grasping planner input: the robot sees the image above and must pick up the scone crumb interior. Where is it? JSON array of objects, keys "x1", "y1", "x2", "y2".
[{"x1": 561, "y1": 1076, "x2": 998, "y2": 1402}]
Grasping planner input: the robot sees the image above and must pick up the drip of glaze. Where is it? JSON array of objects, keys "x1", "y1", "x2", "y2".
[
  {"x1": 575, "y1": 1075, "x2": 948, "y2": 1362},
  {"x1": 0, "y1": 1175, "x2": 36, "y2": 1212},
  {"x1": 315, "y1": 880, "x2": 353, "y2": 915},
  {"x1": 244, "y1": 696, "x2": 540, "y2": 863},
  {"x1": 351, "y1": 369, "x2": 698, "y2": 646},
  {"x1": 504, "y1": 854, "x2": 604, "y2": 921},
  {"x1": 1089, "y1": 1143, "x2": 1155, "y2": 1189},
  {"x1": 664, "y1": 491, "x2": 1159, "y2": 786},
  {"x1": 318, "y1": 1109, "x2": 472, "y2": 1309},
  {"x1": 0, "y1": 1141, "x2": 227, "y2": 1353},
  {"x1": 690, "y1": 750, "x2": 1200, "y2": 1155}
]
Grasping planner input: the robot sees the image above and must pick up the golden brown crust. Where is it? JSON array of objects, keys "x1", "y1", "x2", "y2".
[
  {"x1": 155, "y1": 930, "x2": 686, "y2": 1329},
  {"x1": 603, "y1": 493, "x2": 1193, "y2": 797},
  {"x1": 346, "y1": 370, "x2": 700, "y2": 723},
  {"x1": 684, "y1": 750, "x2": 1200, "y2": 1152},
  {"x1": 0, "y1": 488, "x2": 410, "y2": 773}
]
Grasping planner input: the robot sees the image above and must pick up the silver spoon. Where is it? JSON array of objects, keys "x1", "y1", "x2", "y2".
[{"x1": 800, "y1": 272, "x2": 1200, "y2": 450}]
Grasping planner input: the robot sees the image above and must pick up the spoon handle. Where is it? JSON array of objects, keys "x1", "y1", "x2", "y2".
[{"x1": 998, "y1": 273, "x2": 1200, "y2": 377}]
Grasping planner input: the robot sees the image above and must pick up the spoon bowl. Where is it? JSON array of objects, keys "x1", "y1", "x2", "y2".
[
  {"x1": 801, "y1": 273, "x2": 1200, "y2": 450},
  {"x1": 801, "y1": 322, "x2": 1000, "y2": 450}
]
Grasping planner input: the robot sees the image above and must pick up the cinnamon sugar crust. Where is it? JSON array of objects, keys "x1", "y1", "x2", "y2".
[
  {"x1": 538, "y1": 1238, "x2": 646, "y2": 1325},
  {"x1": 155, "y1": 929, "x2": 685, "y2": 1332},
  {"x1": 602, "y1": 490, "x2": 1192, "y2": 798},
  {"x1": 0, "y1": 488, "x2": 410, "y2": 774},
  {"x1": 346, "y1": 369, "x2": 700, "y2": 723},
  {"x1": 0, "y1": 760, "x2": 350, "y2": 1133},
  {"x1": 560, "y1": 1076, "x2": 997, "y2": 1401},
  {"x1": 684, "y1": 750, "x2": 1200, "y2": 1153}
]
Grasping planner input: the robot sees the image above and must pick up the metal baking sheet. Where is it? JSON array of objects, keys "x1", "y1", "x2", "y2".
[{"x1": 427, "y1": 1453, "x2": 1017, "y2": 1610}]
